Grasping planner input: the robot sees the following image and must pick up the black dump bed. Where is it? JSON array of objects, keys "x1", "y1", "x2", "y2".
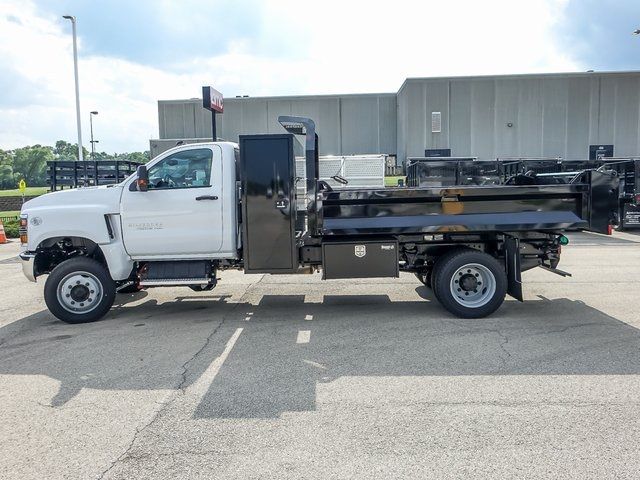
[{"x1": 320, "y1": 170, "x2": 618, "y2": 236}]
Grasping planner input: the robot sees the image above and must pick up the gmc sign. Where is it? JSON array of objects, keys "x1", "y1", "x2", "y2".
[{"x1": 202, "y1": 86, "x2": 224, "y2": 113}]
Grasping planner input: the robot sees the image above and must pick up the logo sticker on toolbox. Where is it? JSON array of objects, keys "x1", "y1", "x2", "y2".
[{"x1": 354, "y1": 245, "x2": 366, "y2": 258}]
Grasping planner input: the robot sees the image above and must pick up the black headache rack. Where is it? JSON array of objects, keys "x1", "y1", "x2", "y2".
[{"x1": 239, "y1": 117, "x2": 619, "y2": 277}]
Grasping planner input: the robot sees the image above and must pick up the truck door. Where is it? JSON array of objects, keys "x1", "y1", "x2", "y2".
[{"x1": 120, "y1": 145, "x2": 224, "y2": 258}]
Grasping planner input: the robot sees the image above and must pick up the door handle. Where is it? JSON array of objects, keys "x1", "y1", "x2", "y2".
[{"x1": 196, "y1": 195, "x2": 219, "y2": 200}]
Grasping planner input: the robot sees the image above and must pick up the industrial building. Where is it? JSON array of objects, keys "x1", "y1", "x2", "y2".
[{"x1": 150, "y1": 71, "x2": 640, "y2": 165}]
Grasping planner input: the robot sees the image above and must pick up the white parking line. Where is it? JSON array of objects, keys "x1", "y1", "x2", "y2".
[
  {"x1": 187, "y1": 327, "x2": 244, "y2": 400},
  {"x1": 303, "y1": 359, "x2": 327, "y2": 370},
  {"x1": 297, "y1": 330, "x2": 311, "y2": 344}
]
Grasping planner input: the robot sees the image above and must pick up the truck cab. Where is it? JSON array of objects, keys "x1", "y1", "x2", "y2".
[{"x1": 119, "y1": 142, "x2": 238, "y2": 259}]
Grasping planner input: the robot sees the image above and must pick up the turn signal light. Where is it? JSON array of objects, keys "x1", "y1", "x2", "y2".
[{"x1": 19, "y1": 216, "x2": 28, "y2": 245}]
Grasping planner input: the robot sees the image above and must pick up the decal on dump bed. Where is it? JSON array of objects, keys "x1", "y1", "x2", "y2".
[{"x1": 354, "y1": 245, "x2": 366, "y2": 258}]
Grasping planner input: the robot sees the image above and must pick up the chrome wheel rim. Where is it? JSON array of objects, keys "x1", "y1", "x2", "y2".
[
  {"x1": 56, "y1": 271, "x2": 102, "y2": 314},
  {"x1": 449, "y1": 263, "x2": 496, "y2": 308}
]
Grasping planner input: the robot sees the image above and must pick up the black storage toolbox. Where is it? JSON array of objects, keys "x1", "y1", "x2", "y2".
[
  {"x1": 322, "y1": 239, "x2": 399, "y2": 280},
  {"x1": 239, "y1": 134, "x2": 298, "y2": 273}
]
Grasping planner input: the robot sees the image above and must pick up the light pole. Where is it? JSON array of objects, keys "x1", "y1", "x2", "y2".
[
  {"x1": 90, "y1": 111, "x2": 99, "y2": 160},
  {"x1": 63, "y1": 15, "x2": 83, "y2": 162}
]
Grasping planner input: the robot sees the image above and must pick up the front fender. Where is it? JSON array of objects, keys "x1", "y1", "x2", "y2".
[
  {"x1": 23, "y1": 208, "x2": 134, "y2": 282},
  {"x1": 25, "y1": 204, "x2": 112, "y2": 251}
]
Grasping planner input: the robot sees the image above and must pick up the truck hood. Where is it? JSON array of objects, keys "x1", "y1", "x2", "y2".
[{"x1": 22, "y1": 185, "x2": 123, "y2": 213}]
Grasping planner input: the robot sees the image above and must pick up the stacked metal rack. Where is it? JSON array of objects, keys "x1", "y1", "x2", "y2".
[{"x1": 47, "y1": 160, "x2": 141, "y2": 190}]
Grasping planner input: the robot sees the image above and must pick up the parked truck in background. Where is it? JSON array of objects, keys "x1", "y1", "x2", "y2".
[{"x1": 18, "y1": 117, "x2": 619, "y2": 324}]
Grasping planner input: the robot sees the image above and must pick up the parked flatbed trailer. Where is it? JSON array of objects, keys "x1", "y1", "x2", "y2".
[{"x1": 19, "y1": 116, "x2": 619, "y2": 323}]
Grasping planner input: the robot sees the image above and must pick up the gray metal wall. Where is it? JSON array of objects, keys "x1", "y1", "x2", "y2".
[
  {"x1": 157, "y1": 93, "x2": 397, "y2": 157},
  {"x1": 154, "y1": 71, "x2": 640, "y2": 163},
  {"x1": 397, "y1": 72, "x2": 640, "y2": 161}
]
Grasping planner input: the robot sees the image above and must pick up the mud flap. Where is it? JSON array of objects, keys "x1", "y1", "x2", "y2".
[
  {"x1": 585, "y1": 169, "x2": 619, "y2": 234},
  {"x1": 505, "y1": 235, "x2": 523, "y2": 302}
]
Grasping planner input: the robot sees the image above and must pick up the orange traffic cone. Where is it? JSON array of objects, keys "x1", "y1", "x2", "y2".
[{"x1": 0, "y1": 220, "x2": 7, "y2": 244}]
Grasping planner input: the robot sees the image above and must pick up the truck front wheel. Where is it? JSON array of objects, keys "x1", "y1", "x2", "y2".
[
  {"x1": 433, "y1": 249, "x2": 507, "y2": 319},
  {"x1": 44, "y1": 257, "x2": 116, "y2": 324}
]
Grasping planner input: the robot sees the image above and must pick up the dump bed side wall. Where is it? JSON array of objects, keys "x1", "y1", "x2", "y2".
[{"x1": 319, "y1": 184, "x2": 592, "y2": 235}]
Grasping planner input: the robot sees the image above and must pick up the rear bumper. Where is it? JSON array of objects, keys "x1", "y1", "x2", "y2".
[{"x1": 19, "y1": 252, "x2": 36, "y2": 282}]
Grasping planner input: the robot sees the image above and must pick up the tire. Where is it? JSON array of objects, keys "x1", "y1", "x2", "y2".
[
  {"x1": 430, "y1": 257, "x2": 447, "y2": 303},
  {"x1": 44, "y1": 257, "x2": 116, "y2": 324},
  {"x1": 432, "y1": 249, "x2": 507, "y2": 319}
]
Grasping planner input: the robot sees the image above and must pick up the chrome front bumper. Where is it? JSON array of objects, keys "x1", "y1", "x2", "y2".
[{"x1": 19, "y1": 252, "x2": 36, "y2": 282}]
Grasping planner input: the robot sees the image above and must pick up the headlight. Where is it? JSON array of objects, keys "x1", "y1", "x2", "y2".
[{"x1": 19, "y1": 215, "x2": 28, "y2": 245}]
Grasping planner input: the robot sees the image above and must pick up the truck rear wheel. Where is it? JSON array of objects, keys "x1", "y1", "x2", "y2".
[
  {"x1": 433, "y1": 249, "x2": 507, "y2": 319},
  {"x1": 44, "y1": 257, "x2": 116, "y2": 324}
]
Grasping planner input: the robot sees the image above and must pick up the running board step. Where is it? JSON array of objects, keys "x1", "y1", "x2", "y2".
[
  {"x1": 140, "y1": 278, "x2": 212, "y2": 286},
  {"x1": 141, "y1": 260, "x2": 212, "y2": 280},
  {"x1": 138, "y1": 260, "x2": 216, "y2": 286}
]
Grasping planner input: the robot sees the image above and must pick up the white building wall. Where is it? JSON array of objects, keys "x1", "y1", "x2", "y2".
[{"x1": 155, "y1": 71, "x2": 640, "y2": 163}]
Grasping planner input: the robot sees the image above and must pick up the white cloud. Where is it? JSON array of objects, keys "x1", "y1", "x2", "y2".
[{"x1": 0, "y1": 0, "x2": 581, "y2": 152}]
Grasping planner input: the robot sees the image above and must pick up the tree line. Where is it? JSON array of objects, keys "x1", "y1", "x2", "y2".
[{"x1": 0, "y1": 140, "x2": 150, "y2": 189}]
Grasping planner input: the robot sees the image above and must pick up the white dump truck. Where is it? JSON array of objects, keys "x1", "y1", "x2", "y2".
[{"x1": 19, "y1": 117, "x2": 618, "y2": 324}]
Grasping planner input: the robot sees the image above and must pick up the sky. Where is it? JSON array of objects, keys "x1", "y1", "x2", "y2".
[{"x1": 0, "y1": 0, "x2": 639, "y2": 153}]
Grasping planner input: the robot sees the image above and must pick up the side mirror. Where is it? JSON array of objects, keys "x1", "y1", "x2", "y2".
[{"x1": 136, "y1": 165, "x2": 149, "y2": 191}]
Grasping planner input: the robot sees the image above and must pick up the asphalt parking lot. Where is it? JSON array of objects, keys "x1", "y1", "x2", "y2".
[{"x1": 1, "y1": 232, "x2": 640, "y2": 479}]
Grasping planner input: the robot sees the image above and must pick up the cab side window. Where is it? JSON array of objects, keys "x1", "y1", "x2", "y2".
[{"x1": 147, "y1": 148, "x2": 213, "y2": 190}]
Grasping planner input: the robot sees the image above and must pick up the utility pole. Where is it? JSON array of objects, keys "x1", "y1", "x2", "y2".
[
  {"x1": 63, "y1": 15, "x2": 83, "y2": 161},
  {"x1": 90, "y1": 111, "x2": 99, "y2": 160}
]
